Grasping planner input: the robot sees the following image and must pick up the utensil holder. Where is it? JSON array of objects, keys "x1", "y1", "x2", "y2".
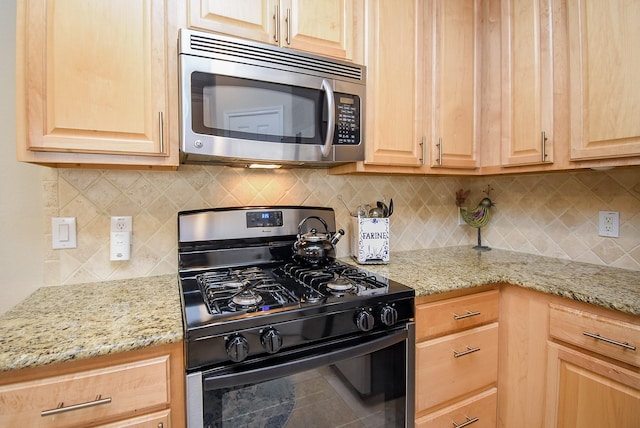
[{"x1": 350, "y1": 217, "x2": 390, "y2": 264}]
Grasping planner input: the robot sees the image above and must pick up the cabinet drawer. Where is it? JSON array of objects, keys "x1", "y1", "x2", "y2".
[
  {"x1": 416, "y1": 323, "x2": 498, "y2": 412},
  {"x1": 0, "y1": 356, "x2": 170, "y2": 427},
  {"x1": 97, "y1": 409, "x2": 171, "y2": 428},
  {"x1": 416, "y1": 387, "x2": 497, "y2": 428},
  {"x1": 416, "y1": 290, "x2": 499, "y2": 340},
  {"x1": 549, "y1": 303, "x2": 640, "y2": 367}
]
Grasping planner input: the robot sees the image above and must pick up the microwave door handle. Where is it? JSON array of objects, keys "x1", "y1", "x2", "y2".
[{"x1": 321, "y1": 79, "x2": 335, "y2": 157}]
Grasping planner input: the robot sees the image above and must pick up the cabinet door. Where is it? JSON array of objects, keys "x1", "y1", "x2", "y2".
[
  {"x1": 188, "y1": 0, "x2": 362, "y2": 62},
  {"x1": 546, "y1": 343, "x2": 640, "y2": 428},
  {"x1": 568, "y1": 0, "x2": 640, "y2": 160},
  {"x1": 285, "y1": 0, "x2": 359, "y2": 61},
  {"x1": 428, "y1": 0, "x2": 479, "y2": 169},
  {"x1": 364, "y1": 0, "x2": 424, "y2": 166},
  {"x1": 501, "y1": 0, "x2": 554, "y2": 166},
  {"x1": 188, "y1": 0, "x2": 276, "y2": 45},
  {"x1": 21, "y1": 0, "x2": 168, "y2": 158}
]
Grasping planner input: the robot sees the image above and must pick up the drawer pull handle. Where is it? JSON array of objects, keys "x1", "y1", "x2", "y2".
[
  {"x1": 452, "y1": 415, "x2": 480, "y2": 427},
  {"x1": 453, "y1": 310, "x2": 481, "y2": 320},
  {"x1": 583, "y1": 331, "x2": 636, "y2": 351},
  {"x1": 41, "y1": 395, "x2": 112, "y2": 417},
  {"x1": 453, "y1": 346, "x2": 481, "y2": 358}
]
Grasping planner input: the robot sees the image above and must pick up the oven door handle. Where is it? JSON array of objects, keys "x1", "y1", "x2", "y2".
[
  {"x1": 202, "y1": 329, "x2": 408, "y2": 390},
  {"x1": 321, "y1": 78, "x2": 335, "y2": 158}
]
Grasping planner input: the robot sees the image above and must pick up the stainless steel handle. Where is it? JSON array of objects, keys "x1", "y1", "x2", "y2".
[
  {"x1": 453, "y1": 345, "x2": 481, "y2": 358},
  {"x1": 452, "y1": 416, "x2": 480, "y2": 428},
  {"x1": 583, "y1": 331, "x2": 637, "y2": 351},
  {"x1": 274, "y1": 4, "x2": 280, "y2": 43},
  {"x1": 453, "y1": 310, "x2": 481, "y2": 320},
  {"x1": 420, "y1": 136, "x2": 426, "y2": 164},
  {"x1": 41, "y1": 395, "x2": 112, "y2": 417},
  {"x1": 158, "y1": 423, "x2": 164, "y2": 428},
  {"x1": 158, "y1": 111, "x2": 164, "y2": 154},
  {"x1": 541, "y1": 131, "x2": 548, "y2": 161},
  {"x1": 437, "y1": 137, "x2": 443, "y2": 165},
  {"x1": 285, "y1": 8, "x2": 291, "y2": 45},
  {"x1": 321, "y1": 79, "x2": 335, "y2": 158}
]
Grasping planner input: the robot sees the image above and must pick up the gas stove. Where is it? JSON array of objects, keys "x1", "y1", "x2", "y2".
[{"x1": 178, "y1": 206, "x2": 414, "y2": 371}]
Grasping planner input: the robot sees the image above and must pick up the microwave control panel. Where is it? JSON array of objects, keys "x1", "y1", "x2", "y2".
[{"x1": 335, "y1": 94, "x2": 361, "y2": 145}]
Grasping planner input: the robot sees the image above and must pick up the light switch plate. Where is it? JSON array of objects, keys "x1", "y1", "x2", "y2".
[{"x1": 52, "y1": 217, "x2": 77, "y2": 249}]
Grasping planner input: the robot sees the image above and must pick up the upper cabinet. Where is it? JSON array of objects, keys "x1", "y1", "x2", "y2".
[
  {"x1": 187, "y1": 0, "x2": 364, "y2": 63},
  {"x1": 567, "y1": 0, "x2": 640, "y2": 161},
  {"x1": 426, "y1": 0, "x2": 480, "y2": 170},
  {"x1": 500, "y1": 0, "x2": 554, "y2": 166},
  {"x1": 362, "y1": 0, "x2": 425, "y2": 167},
  {"x1": 16, "y1": 0, "x2": 179, "y2": 169}
]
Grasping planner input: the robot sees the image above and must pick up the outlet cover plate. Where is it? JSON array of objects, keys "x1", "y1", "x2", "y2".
[{"x1": 598, "y1": 211, "x2": 619, "y2": 238}]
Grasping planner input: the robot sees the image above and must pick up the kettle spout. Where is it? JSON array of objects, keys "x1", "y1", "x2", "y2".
[{"x1": 330, "y1": 229, "x2": 345, "y2": 245}]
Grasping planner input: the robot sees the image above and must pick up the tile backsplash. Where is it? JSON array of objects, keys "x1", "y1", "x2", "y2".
[{"x1": 44, "y1": 166, "x2": 640, "y2": 285}]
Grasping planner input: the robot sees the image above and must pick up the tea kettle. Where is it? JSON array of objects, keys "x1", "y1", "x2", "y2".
[{"x1": 293, "y1": 216, "x2": 344, "y2": 266}]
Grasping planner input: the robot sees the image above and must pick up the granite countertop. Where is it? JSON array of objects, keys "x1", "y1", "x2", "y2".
[
  {"x1": 1, "y1": 247, "x2": 638, "y2": 374},
  {"x1": 0, "y1": 274, "x2": 183, "y2": 373},
  {"x1": 342, "y1": 247, "x2": 640, "y2": 316}
]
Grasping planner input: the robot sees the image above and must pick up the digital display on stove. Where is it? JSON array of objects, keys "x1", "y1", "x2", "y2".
[{"x1": 246, "y1": 211, "x2": 283, "y2": 228}]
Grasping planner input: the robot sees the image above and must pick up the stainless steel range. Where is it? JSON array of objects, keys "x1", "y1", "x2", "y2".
[{"x1": 178, "y1": 206, "x2": 415, "y2": 428}]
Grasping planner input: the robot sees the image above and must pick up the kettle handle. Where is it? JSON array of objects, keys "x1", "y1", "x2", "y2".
[{"x1": 297, "y1": 216, "x2": 330, "y2": 236}]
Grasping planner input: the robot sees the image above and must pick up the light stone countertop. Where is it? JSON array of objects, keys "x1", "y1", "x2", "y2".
[
  {"x1": 1, "y1": 247, "x2": 638, "y2": 374},
  {"x1": 342, "y1": 247, "x2": 640, "y2": 316},
  {"x1": 0, "y1": 274, "x2": 183, "y2": 373}
]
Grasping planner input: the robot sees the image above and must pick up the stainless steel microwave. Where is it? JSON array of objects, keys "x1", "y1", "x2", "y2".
[{"x1": 178, "y1": 29, "x2": 366, "y2": 167}]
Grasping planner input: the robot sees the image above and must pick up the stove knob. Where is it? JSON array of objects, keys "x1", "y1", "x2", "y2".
[
  {"x1": 355, "y1": 310, "x2": 375, "y2": 332},
  {"x1": 261, "y1": 328, "x2": 283, "y2": 354},
  {"x1": 226, "y1": 335, "x2": 249, "y2": 362},
  {"x1": 379, "y1": 305, "x2": 398, "y2": 326}
]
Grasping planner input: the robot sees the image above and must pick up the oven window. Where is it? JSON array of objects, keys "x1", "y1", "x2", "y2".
[
  {"x1": 199, "y1": 339, "x2": 407, "y2": 427},
  {"x1": 191, "y1": 72, "x2": 327, "y2": 145}
]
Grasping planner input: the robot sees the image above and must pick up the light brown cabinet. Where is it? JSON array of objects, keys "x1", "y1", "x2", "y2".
[
  {"x1": 331, "y1": 0, "x2": 481, "y2": 176},
  {"x1": 16, "y1": 0, "x2": 179, "y2": 169},
  {"x1": 426, "y1": 0, "x2": 480, "y2": 170},
  {"x1": 500, "y1": 0, "x2": 554, "y2": 167},
  {"x1": 498, "y1": 285, "x2": 640, "y2": 427},
  {"x1": 567, "y1": 0, "x2": 640, "y2": 162},
  {"x1": 415, "y1": 288, "x2": 499, "y2": 425},
  {"x1": 187, "y1": 0, "x2": 364, "y2": 63},
  {"x1": 0, "y1": 343, "x2": 184, "y2": 428},
  {"x1": 361, "y1": 0, "x2": 425, "y2": 168},
  {"x1": 545, "y1": 303, "x2": 640, "y2": 427}
]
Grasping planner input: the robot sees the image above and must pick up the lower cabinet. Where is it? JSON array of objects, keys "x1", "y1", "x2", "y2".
[
  {"x1": 0, "y1": 342, "x2": 184, "y2": 428},
  {"x1": 498, "y1": 285, "x2": 640, "y2": 427},
  {"x1": 415, "y1": 287, "x2": 499, "y2": 425}
]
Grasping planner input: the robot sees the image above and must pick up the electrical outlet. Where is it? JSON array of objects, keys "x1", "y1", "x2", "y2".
[
  {"x1": 110, "y1": 216, "x2": 132, "y2": 260},
  {"x1": 598, "y1": 211, "x2": 619, "y2": 238}
]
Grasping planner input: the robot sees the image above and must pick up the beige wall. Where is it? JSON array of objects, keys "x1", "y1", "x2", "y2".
[
  {"x1": 0, "y1": 0, "x2": 45, "y2": 314},
  {"x1": 45, "y1": 166, "x2": 640, "y2": 288}
]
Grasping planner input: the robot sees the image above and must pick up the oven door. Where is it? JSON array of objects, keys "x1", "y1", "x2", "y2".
[{"x1": 186, "y1": 324, "x2": 415, "y2": 428}]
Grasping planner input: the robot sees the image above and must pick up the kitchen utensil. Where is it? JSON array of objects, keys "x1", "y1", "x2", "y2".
[
  {"x1": 369, "y1": 206, "x2": 384, "y2": 218},
  {"x1": 377, "y1": 200, "x2": 389, "y2": 217},
  {"x1": 293, "y1": 216, "x2": 345, "y2": 266},
  {"x1": 337, "y1": 195, "x2": 355, "y2": 216}
]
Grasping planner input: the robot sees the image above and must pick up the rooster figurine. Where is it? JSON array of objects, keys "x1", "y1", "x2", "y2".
[{"x1": 455, "y1": 186, "x2": 495, "y2": 251}]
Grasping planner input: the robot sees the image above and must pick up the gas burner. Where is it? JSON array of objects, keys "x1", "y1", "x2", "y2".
[
  {"x1": 326, "y1": 278, "x2": 354, "y2": 292},
  {"x1": 231, "y1": 291, "x2": 263, "y2": 307}
]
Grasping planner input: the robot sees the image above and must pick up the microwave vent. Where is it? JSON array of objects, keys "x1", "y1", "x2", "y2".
[{"x1": 187, "y1": 32, "x2": 364, "y2": 82}]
